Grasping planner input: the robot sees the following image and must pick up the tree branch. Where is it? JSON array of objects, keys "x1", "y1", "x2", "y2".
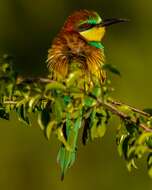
[
  {"x1": 108, "y1": 99, "x2": 150, "y2": 117},
  {"x1": 97, "y1": 99, "x2": 152, "y2": 132},
  {"x1": 17, "y1": 76, "x2": 53, "y2": 84},
  {"x1": 2, "y1": 75, "x2": 152, "y2": 133}
]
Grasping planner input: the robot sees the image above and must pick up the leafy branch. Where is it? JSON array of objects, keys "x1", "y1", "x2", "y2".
[{"x1": 0, "y1": 54, "x2": 152, "y2": 179}]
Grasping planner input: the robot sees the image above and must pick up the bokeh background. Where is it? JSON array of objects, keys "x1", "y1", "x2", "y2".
[{"x1": 0, "y1": 0, "x2": 152, "y2": 190}]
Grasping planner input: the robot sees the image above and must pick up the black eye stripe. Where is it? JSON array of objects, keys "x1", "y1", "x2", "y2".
[{"x1": 78, "y1": 23, "x2": 95, "y2": 32}]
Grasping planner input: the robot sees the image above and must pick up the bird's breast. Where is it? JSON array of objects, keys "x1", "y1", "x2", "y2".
[
  {"x1": 65, "y1": 35, "x2": 86, "y2": 56},
  {"x1": 47, "y1": 32, "x2": 105, "y2": 82}
]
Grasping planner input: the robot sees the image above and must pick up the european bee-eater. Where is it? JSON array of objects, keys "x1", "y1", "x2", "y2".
[
  {"x1": 47, "y1": 10, "x2": 127, "y2": 179},
  {"x1": 47, "y1": 9, "x2": 126, "y2": 83}
]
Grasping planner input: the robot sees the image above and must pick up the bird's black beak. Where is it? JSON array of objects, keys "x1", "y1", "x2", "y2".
[{"x1": 99, "y1": 18, "x2": 129, "y2": 27}]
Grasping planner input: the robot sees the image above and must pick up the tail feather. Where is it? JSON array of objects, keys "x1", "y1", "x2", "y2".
[
  {"x1": 57, "y1": 113, "x2": 82, "y2": 180},
  {"x1": 57, "y1": 145, "x2": 76, "y2": 180}
]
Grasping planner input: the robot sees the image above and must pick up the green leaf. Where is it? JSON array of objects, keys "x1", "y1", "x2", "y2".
[
  {"x1": 127, "y1": 146, "x2": 136, "y2": 159},
  {"x1": 83, "y1": 96, "x2": 96, "y2": 107},
  {"x1": 103, "y1": 64, "x2": 121, "y2": 76},
  {"x1": 82, "y1": 119, "x2": 90, "y2": 145},
  {"x1": 97, "y1": 123, "x2": 106, "y2": 137},
  {"x1": 90, "y1": 117, "x2": 98, "y2": 140},
  {"x1": 122, "y1": 135, "x2": 130, "y2": 160},
  {"x1": 45, "y1": 82, "x2": 66, "y2": 92},
  {"x1": 116, "y1": 135, "x2": 128, "y2": 157},
  {"x1": 90, "y1": 119, "x2": 106, "y2": 140},
  {"x1": 66, "y1": 70, "x2": 82, "y2": 87},
  {"x1": 56, "y1": 127, "x2": 71, "y2": 151},
  {"x1": 46, "y1": 120, "x2": 57, "y2": 140},
  {"x1": 137, "y1": 132, "x2": 152, "y2": 145},
  {"x1": 127, "y1": 159, "x2": 138, "y2": 172},
  {"x1": 90, "y1": 109, "x2": 108, "y2": 140},
  {"x1": 16, "y1": 103, "x2": 30, "y2": 126},
  {"x1": 119, "y1": 105, "x2": 130, "y2": 113},
  {"x1": 28, "y1": 95, "x2": 41, "y2": 112},
  {"x1": 147, "y1": 153, "x2": 152, "y2": 178},
  {"x1": 52, "y1": 98, "x2": 64, "y2": 124},
  {"x1": 146, "y1": 137, "x2": 152, "y2": 148},
  {"x1": 124, "y1": 120, "x2": 139, "y2": 135},
  {"x1": 1, "y1": 63, "x2": 10, "y2": 73},
  {"x1": 37, "y1": 107, "x2": 51, "y2": 130},
  {"x1": 91, "y1": 86, "x2": 101, "y2": 98},
  {"x1": 134, "y1": 145, "x2": 148, "y2": 159}
]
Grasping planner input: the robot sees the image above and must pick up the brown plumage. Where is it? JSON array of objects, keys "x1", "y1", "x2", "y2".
[{"x1": 47, "y1": 10, "x2": 106, "y2": 82}]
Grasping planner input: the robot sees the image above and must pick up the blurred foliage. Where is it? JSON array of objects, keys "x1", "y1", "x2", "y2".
[{"x1": 0, "y1": 55, "x2": 152, "y2": 180}]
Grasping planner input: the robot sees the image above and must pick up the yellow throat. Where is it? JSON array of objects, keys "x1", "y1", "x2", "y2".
[{"x1": 80, "y1": 26, "x2": 106, "y2": 42}]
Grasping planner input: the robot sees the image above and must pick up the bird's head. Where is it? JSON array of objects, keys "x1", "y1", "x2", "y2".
[{"x1": 62, "y1": 10, "x2": 127, "y2": 47}]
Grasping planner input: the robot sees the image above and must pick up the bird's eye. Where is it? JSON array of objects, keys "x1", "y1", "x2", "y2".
[{"x1": 78, "y1": 23, "x2": 93, "y2": 31}]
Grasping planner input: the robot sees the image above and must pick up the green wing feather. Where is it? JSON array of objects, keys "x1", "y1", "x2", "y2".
[{"x1": 57, "y1": 112, "x2": 82, "y2": 180}]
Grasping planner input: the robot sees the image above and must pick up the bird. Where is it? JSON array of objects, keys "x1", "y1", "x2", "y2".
[
  {"x1": 46, "y1": 10, "x2": 127, "y2": 179},
  {"x1": 47, "y1": 9, "x2": 127, "y2": 83}
]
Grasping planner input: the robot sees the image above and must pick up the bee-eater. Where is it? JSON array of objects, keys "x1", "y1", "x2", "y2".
[
  {"x1": 47, "y1": 9, "x2": 126, "y2": 83},
  {"x1": 47, "y1": 10, "x2": 127, "y2": 179}
]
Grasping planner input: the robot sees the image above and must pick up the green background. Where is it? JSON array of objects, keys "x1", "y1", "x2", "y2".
[{"x1": 0, "y1": 0, "x2": 152, "y2": 189}]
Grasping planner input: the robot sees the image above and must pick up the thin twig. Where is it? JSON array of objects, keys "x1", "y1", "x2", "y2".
[
  {"x1": 100, "y1": 101, "x2": 128, "y2": 119},
  {"x1": 97, "y1": 99, "x2": 152, "y2": 132},
  {"x1": 16, "y1": 76, "x2": 53, "y2": 84},
  {"x1": 3, "y1": 101, "x2": 17, "y2": 104},
  {"x1": 108, "y1": 99, "x2": 150, "y2": 117}
]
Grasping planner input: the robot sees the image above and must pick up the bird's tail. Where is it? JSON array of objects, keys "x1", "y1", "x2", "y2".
[{"x1": 57, "y1": 112, "x2": 82, "y2": 180}]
